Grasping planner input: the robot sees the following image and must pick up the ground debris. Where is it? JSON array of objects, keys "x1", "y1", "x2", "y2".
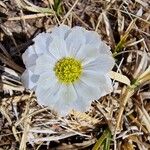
[{"x1": 0, "y1": 0, "x2": 150, "y2": 149}]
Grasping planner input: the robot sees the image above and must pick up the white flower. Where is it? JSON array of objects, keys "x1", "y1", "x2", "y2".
[{"x1": 21, "y1": 25, "x2": 115, "y2": 116}]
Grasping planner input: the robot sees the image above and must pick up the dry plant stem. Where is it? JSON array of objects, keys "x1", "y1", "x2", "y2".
[
  {"x1": 0, "y1": 43, "x2": 11, "y2": 58},
  {"x1": 19, "y1": 117, "x2": 31, "y2": 150},
  {"x1": 2, "y1": 75, "x2": 21, "y2": 84},
  {"x1": 103, "y1": 11, "x2": 115, "y2": 49},
  {"x1": 1, "y1": 82, "x2": 24, "y2": 92},
  {"x1": 19, "y1": 101, "x2": 31, "y2": 150},
  {"x1": 117, "y1": 9, "x2": 150, "y2": 25},
  {"x1": 1, "y1": 95, "x2": 33, "y2": 105},
  {"x1": 62, "y1": 0, "x2": 79, "y2": 24},
  {"x1": 0, "y1": 53, "x2": 24, "y2": 73},
  {"x1": 0, "y1": 1, "x2": 7, "y2": 9},
  {"x1": 114, "y1": 85, "x2": 135, "y2": 150},
  {"x1": 116, "y1": 67, "x2": 150, "y2": 132},
  {"x1": 137, "y1": 107, "x2": 150, "y2": 133},
  {"x1": 0, "y1": 66, "x2": 20, "y2": 78},
  {"x1": 15, "y1": 107, "x2": 49, "y2": 127},
  {"x1": 115, "y1": 85, "x2": 135, "y2": 131},
  {"x1": 0, "y1": 106, "x2": 12, "y2": 125},
  {"x1": 95, "y1": 0, "x2": 116, "y2": 31},
  {"x1": 73, "y1": 12, "x2": 90, "y2": 28},
  {"x1": 8, "y1": 13, "x2": 53, "y2": 21},
  {"x1": 15, "y1": 0, "x2": 54, "y2": 13},
  {"x1": 0, "y1": 1, "x2": 150, "y2": 149},
  {"x1": 12, "y1": 126, "x2": 20, "y2": 141},
  {"x1": 32, "y1": 132, "x2": 77, "y2": 143},
  {"x1": 60, "y1": 124, "x2": 91, "y2": 138},
  {"x1": 128, "y1": 114, "x2": 148, "y2": 133}
]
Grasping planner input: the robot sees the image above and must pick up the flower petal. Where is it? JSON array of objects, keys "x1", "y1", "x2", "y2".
[
  {"x1": 33, "y1": 32, "x2": 52, "y2": 55},
  {"x1": 37, "y1": 71, "x2": 57, "y2": 89},
  {"x1": 22, "y1": 33, "x2": 52, "y2": 69},
  {"x1": 71, "y1": 96, "x2": 91, "y2": 112},
  {"x1": 35, "y1": 81, "x2": 60, "y2": 107},
  {"x1": 83, "y1": 54, "x2": 115, "y2": 73},
  {"x1": 34, "y1": 54, "x2": 56, "y2": 74},
  {"x1": 66, "y1": 26, "x2": 86, "y2": 56},
  {"x1": 21, "y1": 69, "x2": 39, "y2": 90},
  {"x1": 52, "y1": 95, "x2": 90, "y2": 116},
  {"x1": 98, "y1": 41, "x2": 112, "y2": 55},
  {"x1": 58, "y1": 84, "x2": 77, "y2": 103},
  {"x1": 22, "y1": 46, "x2": 37, "y2": 69},
  {"x1": 76, "y1": 44, "x2": 100, "y2": 62},
  {"x1": 80, "y1": 70, "x2": 109, "y2": 88},
  {"x1": 48, "y1": 36, "x2": 67, "y2": 59},
  {"x1": 84, "y1": 31, "x2": 112, "y2": 55},
  {"x1": 51, "y1": 24, "x2": 71, "y2": 39},
  {"x1": 74, "y1": 80, "x2": 100, "y2": 100},
  {"x1": 99, "y1": 74, "x2": 113, "y2": 96},
  {"x1": 52, "y1": 100, "x2": 72, "y2": 116},
  {"x1": 84, "y1": 30, "x2": 101, "y2": 46}
]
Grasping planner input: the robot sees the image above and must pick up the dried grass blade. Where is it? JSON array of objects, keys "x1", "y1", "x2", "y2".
[
  {"x1": 115, "y1": 86, "x2": 134, "y2": 131},
  {"x1": 133, "y1": 51, "x2": 148, "y2": 78},
  {"x1": 15, "y1": 0, "x2": 54, "y2": 13},
  {"x1": 103, "y1": 11, "x2": 115, "y2": 49},
  {"x1": 109, "y1": 71, "x2": 131, "y2": 85},
  {"x1": 1, "y1": 82, "x2": 24, "y2": 92},
  {"x1": 31, "y1": 132, "x2": 77, "y2": 142},
  {"x1": 137, "y1": 107, "x2": 150, "y2": 133},
  {"x1": 0, "y1": 53, "x2": 24, "y2": 73}
]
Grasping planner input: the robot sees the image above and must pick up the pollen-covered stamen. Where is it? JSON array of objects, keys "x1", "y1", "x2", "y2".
[{"x1": 54, "y1": 57, "x2": 82, "y2": 84}]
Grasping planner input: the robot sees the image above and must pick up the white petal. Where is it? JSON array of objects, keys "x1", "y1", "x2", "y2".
[
  {"x1": 80, "y1": 70, "x2": 108, "y2": 88},
  {"x1": 99, "y1": 74, "x2": 113, "y2": 96},
  {"x1": 37, "y1": 71, "x2": 57, "y2": 89},
  {"x1": 84, "y1": 30, "x2": 112, "y2": 55},
  {"x1": 83, "y1": 55, "x2": 115, "y2": 73},
  {"x1": 21, "y1": 69, "x2": 39, "y2": 90},
  {"x1": 33, "y1": 32, "x2": 52, "y2": 55},
  {"x1": 72, "y1": 26, "x2": 86, "y2": 32},
  {"x1": 34, "y1": 54, "x2": 56, "y2": 74},
  {"x1": 35, "y1": 81, "x2": 61, "y2": 107},
  {"x1": 98, "y1": 41, "x2": 112, "y2": 55},
  {"x1": 53, "y1": 95, "x2": 89, "y2": 116},
  {"x1": 58, "y1": 84, "x2": 77, "y2": 103},
  {"x1": 48, "y1": 36, "x2": 67, "y2": 59},
  {"x1": 51, "y1": 24, "x2": 71, "y2": 39},
  {"x1": 22, "y1": 46, "x2": 37, "y2": 69},
  {"x1": 52, "y1": 100, "x2": 72, "y2": 116},
  {"x1": 74, "y1": 80, "x2": 100, "y2": 100},
  {"x1": 22, "y1": 33, "x2": 53, "y2": 69},
  {"x1": 76, "y1": 44, "x2": 100, "y2": 62},
  {"x1": 84, "y1": 30, "x2": 101, "y2": 46},
  {"x1": 66, "y1": 27, "x2": 86, "y2": 56},
  {"x1": 71, "y1": 96, "x2": 91, "y2": 112}
]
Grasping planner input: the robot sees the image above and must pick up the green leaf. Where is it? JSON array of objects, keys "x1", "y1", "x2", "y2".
[
  {"x1": 54, "y1": 0, "x2": 62, "y2": 15},
  {"x1": 92, "y1": 128, "x2": 112, "y2": 150}
]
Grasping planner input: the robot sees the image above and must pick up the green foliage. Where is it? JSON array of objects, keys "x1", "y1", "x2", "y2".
[
  {"x1": 54, "y1": 0, "x2": 62, "y2": 15},
  {"x1": 92, "y1": 128, "x2": 112, "y2": 150}
]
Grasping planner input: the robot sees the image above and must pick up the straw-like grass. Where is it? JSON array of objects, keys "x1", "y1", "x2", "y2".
[{"x1": 0, "y1": 0, "x2": 150, "y2": 149}]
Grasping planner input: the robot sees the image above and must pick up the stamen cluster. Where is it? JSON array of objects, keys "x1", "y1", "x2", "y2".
[{"x1": 54, "y1": 57, "x2": 82, "y2": 84}]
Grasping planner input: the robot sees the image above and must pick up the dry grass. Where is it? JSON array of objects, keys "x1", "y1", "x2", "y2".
[{"x1": 0, "y1": 0, "x2": 150, "y2": 149}]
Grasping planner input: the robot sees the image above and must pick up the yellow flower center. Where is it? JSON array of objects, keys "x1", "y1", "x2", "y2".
[{"x1": 54, "y1": 57, "x2": 82, "y2": 84}]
